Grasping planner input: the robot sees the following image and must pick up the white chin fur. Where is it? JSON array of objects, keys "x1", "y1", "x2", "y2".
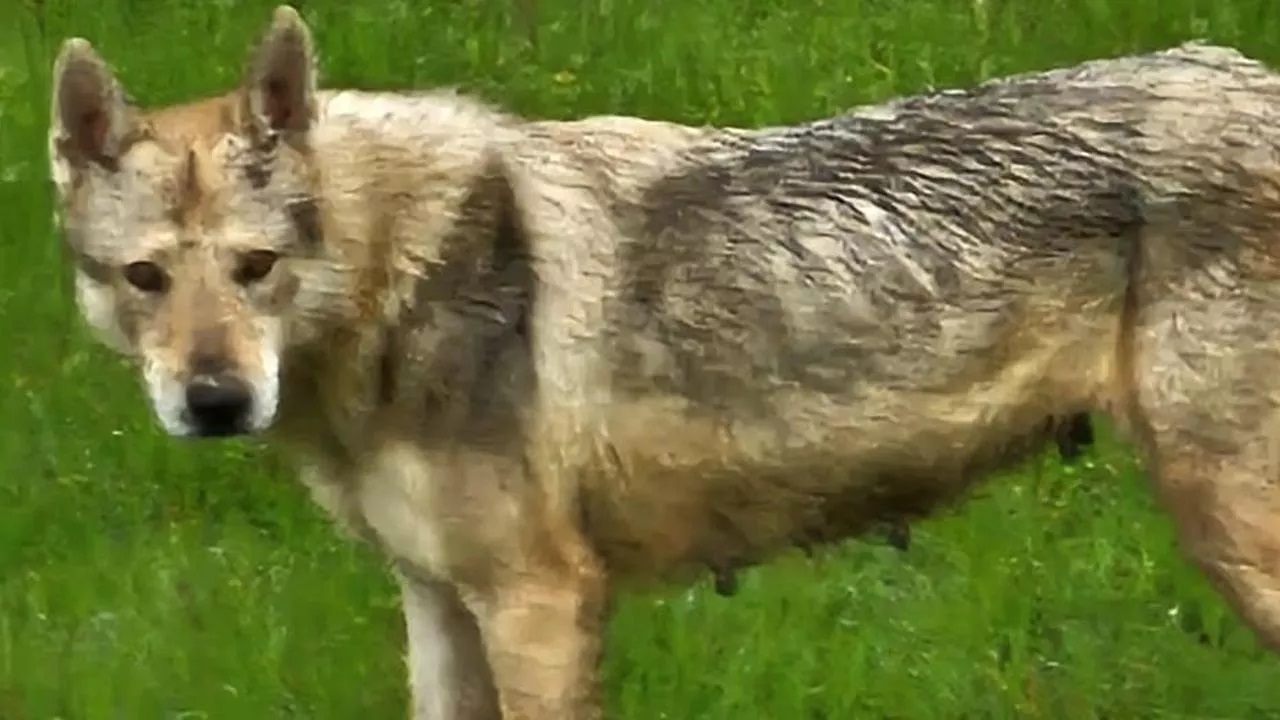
[
  {"x1": 141, "y1": 349, "x2": 194, "y2": 437},
  {"x1": 248, "y1": 317, "x2": 283, "y2": 433}
]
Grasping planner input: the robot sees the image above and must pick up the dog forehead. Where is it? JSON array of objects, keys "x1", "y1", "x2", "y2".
[
  {"x1": 123, "y1": 125, "x2": 253, "y2": 234},
  {"x1": 74, "y1": 93, "x2": 299, "y2": 255},
  {"x1": 142, "y1": 93, "x2": 239, "y2": 146},
  {"x1": 137, "y1": 93, "x2": 246, "y2": 189},
  {"x1": 111, "y1": 141, "x2": 216, "y2": 234}
]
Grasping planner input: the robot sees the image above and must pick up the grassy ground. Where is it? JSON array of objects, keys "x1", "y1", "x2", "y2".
[{"x1": 3, "y1": 0, "x2": 1280, "y2": 717}]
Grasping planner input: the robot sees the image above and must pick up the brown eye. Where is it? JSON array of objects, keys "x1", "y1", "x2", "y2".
[
  {"x1": 122, "y1": 261, "x2": 169, "y2": 293},
  {"x1": 235, "y1": 250, "x2": 280, "y2": 285}
]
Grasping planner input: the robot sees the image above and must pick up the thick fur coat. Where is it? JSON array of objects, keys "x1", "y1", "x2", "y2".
[{"x1": 47, "y1": 7, "x2": 1280, "y2": 718}]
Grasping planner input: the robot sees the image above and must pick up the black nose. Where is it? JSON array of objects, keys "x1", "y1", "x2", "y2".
[{"x1": 184, "y1": 374, "x2": 253, "y2": 437}]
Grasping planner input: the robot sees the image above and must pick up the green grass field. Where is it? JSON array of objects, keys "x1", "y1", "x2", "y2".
[{"x1": 4, "y1": 0, "x2": 1280, "y2": 717}]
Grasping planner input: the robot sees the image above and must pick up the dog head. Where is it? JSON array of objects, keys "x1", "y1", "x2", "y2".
[{"x1": 48, "y1": 6, "x2": 325, "y2": 438}]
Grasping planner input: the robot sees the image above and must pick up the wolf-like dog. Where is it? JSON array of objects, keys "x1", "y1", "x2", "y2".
[{"x1": 47, "y1": 6, "x2": 1280, "y2": 718}]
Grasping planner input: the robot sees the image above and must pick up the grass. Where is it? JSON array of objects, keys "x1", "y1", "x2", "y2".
[{"x1": 3, "y1": 0, "x2": 1280, "y2": 716}]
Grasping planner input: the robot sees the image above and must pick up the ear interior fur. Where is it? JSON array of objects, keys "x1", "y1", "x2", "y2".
[
  {"x1": 241, "y1": 5, "x2": 318, "y2": 145},
  {"x1": 48, "y1": 38, "x2": 136, "y2": 185}
]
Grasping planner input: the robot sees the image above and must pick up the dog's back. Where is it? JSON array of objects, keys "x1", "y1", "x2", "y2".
[{"x1": 504, "y1": 44, "x2": 1280, "y2": 584}]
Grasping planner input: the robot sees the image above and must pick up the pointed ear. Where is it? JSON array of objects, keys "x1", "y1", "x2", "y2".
[
  {"x1": 48, "y1": 38, "x2": 136, "y2": 183},
  {"x1": 241, "y1": 6, "x2": 318, "y2": 145}
]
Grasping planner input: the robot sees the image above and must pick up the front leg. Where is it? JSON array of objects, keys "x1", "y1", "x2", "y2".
[
  {"x1": 467, "y1": 542, "x2": 608, "y2": 720},
  {"x1": 397, "y1": 568, "x2": 502, "y2": 720}
]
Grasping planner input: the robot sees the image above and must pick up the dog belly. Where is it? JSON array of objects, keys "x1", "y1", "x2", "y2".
[{"x1": 577, "y1": 378, "x2": 1091, "y2": 583}]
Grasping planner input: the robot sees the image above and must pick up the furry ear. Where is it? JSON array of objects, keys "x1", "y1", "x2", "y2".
[
  {"x1": 241, "y1": 5, "x2": 318, "y2": 144},
  {"x1": 48, "y1": 38, "x2": 136, "y2": 182}
]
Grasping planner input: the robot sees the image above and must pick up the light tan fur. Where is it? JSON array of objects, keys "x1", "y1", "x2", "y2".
[{"x1": 46, "y1": 7, "x2": 1280, "y2": 719}]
